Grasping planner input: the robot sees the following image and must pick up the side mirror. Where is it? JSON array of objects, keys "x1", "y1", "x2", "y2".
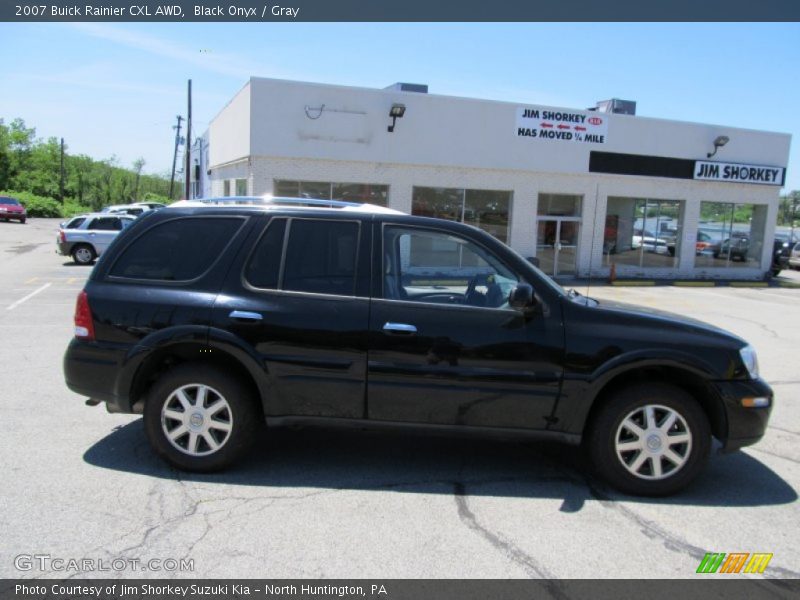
[{"x1": 509, "y1": 283, "x2": 535, "y2": 310}]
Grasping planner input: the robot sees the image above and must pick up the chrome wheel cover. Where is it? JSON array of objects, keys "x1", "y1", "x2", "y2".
[
  {"x1": 614, "y1": 404, "x2": 692, "y2": 480},
  {"x1": 160, "y1": 384, "x2": 233, "y2": 457}
]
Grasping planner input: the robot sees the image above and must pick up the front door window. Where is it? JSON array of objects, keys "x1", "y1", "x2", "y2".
[{"x1": 382, "y1": 226, "x2": 519, "y2": 308}]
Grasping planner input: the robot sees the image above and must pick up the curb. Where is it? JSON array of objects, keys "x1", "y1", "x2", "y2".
[{"x1": 606, "y1": 280, "x2": 798, "y2": 288}]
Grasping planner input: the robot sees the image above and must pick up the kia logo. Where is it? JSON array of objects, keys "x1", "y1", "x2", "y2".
[{"x1": 588, "y1": 117, "x2": 603, "y2": 126}]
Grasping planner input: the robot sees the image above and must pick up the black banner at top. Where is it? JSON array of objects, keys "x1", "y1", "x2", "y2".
[{"x1": 3, "y1": 0, "x2": 800, "y2": 22}]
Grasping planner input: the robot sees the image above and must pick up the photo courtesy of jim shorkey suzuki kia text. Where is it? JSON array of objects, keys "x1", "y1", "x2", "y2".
[
  {"x1": 35, "y1": 4, "x2": 302, "y2": 18},
  {"x1": 14, "y1": 584, "x2": 389, "y2": 597}
]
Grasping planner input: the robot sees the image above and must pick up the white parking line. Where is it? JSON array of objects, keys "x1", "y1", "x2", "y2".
[{"x1": 7, "y1": 283, "x2": 52, "y2": 310}]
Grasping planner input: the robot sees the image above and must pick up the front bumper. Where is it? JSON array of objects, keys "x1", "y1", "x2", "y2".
[
  {"x1": 0, "y1": 211, "x2": 26, "y2": 221},
  {"x1": 711, "y1": 377, "x2": 773, "y2": 452}
]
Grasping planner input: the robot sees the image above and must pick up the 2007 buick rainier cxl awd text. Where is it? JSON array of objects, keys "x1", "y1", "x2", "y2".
[{"x1": 64, "y1": 197, "x2": 773, "y2": 496}]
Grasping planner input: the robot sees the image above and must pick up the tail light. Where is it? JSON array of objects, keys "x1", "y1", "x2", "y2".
[
  {"x1": 74, "y1": 290, "x2": 95, "y2": 340},
  {"x1": 59, "y1": 230, "x2": 66, "y2": 243}
]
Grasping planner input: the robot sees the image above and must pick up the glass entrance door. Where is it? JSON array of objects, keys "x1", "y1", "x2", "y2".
[{"x1": 536, "y1": 218, "x2": 579, "y2": 277}]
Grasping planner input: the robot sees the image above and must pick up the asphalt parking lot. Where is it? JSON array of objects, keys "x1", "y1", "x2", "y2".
[{"x1": 1, "y1": 218, "x2": 799, "y2": 584}]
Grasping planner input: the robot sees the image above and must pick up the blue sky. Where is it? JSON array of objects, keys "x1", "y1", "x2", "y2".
[{"x1": 1, "y1": 22, "x2": 798, "y2": 191}]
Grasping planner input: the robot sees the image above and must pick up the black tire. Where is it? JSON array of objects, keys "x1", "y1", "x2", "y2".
[
  {"x1": 71, "y1": 244, "x2": 96, "y2": 265},
  {"x1": 20, "y1": 218, "x2": 26, "y2": 224},
  {"x1": 144, "y1": 363, "x2": 263, "y2": 472},
  {"x1": 586, "y1": 383, "x2": 710, "y2": 496}
]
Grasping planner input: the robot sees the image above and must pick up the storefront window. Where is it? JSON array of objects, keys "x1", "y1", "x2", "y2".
[
  {"x1": 332, "y1": 183, "x2": 389, "y2": 205},
  {"x1": 235, "y1": 179, "x2": 247, "y2": 196},
  {"x1": 412, "y1": 187, "x2": 511, "y2": 243},
  {"x1": 538, "y1": 194, "x2": 581, "y2": 217},
  {"x1": 604, "y1": 197, "x2": 683, "y2": 269},
  {"x1": 696, "y1": 203, "x2": 767, "y2": 269},
  {"x1": 222, "y1": 180, "x2": 230, "y2": 197},
  {"x1": 274, "y1": 180, "x2": 388, "y2": 205}
]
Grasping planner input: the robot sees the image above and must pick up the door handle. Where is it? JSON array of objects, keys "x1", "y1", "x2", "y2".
[
  {"x1": 229, "y1": 310, "x2": 263, "y2": 321},
  {"x1": 382, "y1": 322, "x2": 417, "y2": 335}
]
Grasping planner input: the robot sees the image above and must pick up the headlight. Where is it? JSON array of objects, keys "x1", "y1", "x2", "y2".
[{"x1": 739, "y1": 345, "x2": 759, "y2": 379}]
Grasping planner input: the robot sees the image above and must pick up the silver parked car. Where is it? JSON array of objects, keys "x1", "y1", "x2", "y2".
[
  {"x1": 56, "y1": 213, "x2": 136, "y2": 265},
  {"x1": 789, "y1": 242, "x2": 800, "y2": 270}
]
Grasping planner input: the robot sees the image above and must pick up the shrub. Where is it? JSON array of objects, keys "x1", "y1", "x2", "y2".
[
  {"x1": 62, "y1": 200, "x2": 93, "y2": 218},
  {"x1": 0, "y1": 190, "x2": 92, "y2": 218},
  {"x1": 1, "y1": 190, "x2": 60, "y2": 217}
]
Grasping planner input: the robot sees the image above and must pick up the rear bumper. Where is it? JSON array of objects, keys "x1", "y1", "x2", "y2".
[
  {"x1": 56, "y1": 241, "x2": 72, "y2": 256},
  {"x1": 63, "y1": 338, "x2": 133, "y2": 413},
  {"x1": 711, "y1": 377, "x2": 773, "y2": 452}
]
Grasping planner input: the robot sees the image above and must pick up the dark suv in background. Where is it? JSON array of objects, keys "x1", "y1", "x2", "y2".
[{"x1": 64, "y1": 198, "x2": 773, "y2": 496}]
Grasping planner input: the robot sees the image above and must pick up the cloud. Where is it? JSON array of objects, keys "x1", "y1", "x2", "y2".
[{"x1": 67, "y1": 23, "x2": 259, "y2": 80}]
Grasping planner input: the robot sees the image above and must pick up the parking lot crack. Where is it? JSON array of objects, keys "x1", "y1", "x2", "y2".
[
  {"x1": 453, "y1": 481, "x2": 569, "y2": 598},
  {"x1": 585, "y1": 479, "x2": 800, "y2": 583}
]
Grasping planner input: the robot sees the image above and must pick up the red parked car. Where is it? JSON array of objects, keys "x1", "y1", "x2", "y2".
[{"x1": 0, "y1": 196, "x2": 27, "y2": 223}]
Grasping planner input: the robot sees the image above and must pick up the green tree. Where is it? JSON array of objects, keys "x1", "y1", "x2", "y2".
[
  {"x1": 132, "y1": 157, "x2": 146, "y2": 201},
  {"x1": 0, "y1": 116, "x2": 171, "y2": 213}
]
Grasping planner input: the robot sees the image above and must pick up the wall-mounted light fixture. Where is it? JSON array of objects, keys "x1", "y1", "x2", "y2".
[
  {"x1": 707, "y1": 135, "x2": 730, "y2": 158},
  {"x1": 388, "y1": 103, "x2": 406, "y2": 133}
]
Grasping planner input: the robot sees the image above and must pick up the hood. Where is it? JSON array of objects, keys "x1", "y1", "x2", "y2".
[{"x1": 591, "y1": 297, "x2": 746, "y2": 346}]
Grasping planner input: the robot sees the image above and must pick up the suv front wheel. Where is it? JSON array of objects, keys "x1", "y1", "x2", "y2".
[
  {"x1": 587, "y1": 383, "x2": 711, "y2": 496},
  {"x1": 144, "y1": 363, "x2": 262, "y2": 472}
]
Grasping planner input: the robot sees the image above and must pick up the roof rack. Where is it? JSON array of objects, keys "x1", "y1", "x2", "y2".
[{"x1": 169, "y1": 195, "x2": 404, "y2": 214}]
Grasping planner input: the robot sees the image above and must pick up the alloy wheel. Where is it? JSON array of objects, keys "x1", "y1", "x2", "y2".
[
  {"x1": 160, "y1": 384, "x2": 233, "y2": 456},
  {"x1": 614, "y1": 404, "x2": 692, "y2": 480},
  {"x1": 74, "y1": 247, "x2": 93, "y2": 263}
]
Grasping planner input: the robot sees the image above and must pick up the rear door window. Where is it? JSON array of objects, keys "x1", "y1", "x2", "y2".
[
  {"x1": 109, "y1": 217, "x2": 243, "y2": 281},
  {"x1": 281, "y1": 219, "x2": 359, "y2": 296},
  {"x1": 244, "y1": 219, "x2": 286, "y2": 289},
  {"x1": 90, "y1": 217, "x2": 123, "y2": 231}
]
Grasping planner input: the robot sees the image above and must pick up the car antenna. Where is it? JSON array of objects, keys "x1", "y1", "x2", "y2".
[{"x1": 585, "y1": 183, "x2": 600, "y2": 299}]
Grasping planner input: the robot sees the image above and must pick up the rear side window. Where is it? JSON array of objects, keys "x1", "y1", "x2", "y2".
[
  {"x1": 67, "y1": 217, "x2": 86, "y2": 229},
  {"x1": 110, "y1": 217, "x2": 243, "y2": 281},
  {"x1": 282, "y1": 220, "x2": 359, "y2": 296},
  {"x1": 245, "y1": 219, "x2": 286, "y2": 289},
  {"x1": 90, "y1": 217, "x2": 123, "y2": 231}
]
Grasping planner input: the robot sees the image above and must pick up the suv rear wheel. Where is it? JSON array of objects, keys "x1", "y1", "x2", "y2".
[
  {"x1": 587, "y1": 383, "x2": 710, "y2": 496},
  {"x1": 144, "y1": 363, "x2": 262, "y2": 471},
  {"x1": 72, "y1": 244, "x2": 96, "y2": 265}
]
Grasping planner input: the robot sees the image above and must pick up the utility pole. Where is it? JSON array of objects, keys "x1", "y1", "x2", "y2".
[
  {"x1": 59, "y1": 138, "x2": 65, "y2": 204},
  {"x1": 169, "y1": 115, "x2": 183, "y2": 200},
  {"x1": 184, "y1": 79, "x2": 192, "y2": 200}
]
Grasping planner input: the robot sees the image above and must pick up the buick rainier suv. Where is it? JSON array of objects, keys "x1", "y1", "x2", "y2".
[{"x1": 63, "y1": 197, "x2": 773, "y2": 496}]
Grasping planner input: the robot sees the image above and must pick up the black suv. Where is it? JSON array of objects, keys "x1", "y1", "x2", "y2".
[{"x1": 64, "y1": 198, "x2": 773, "y2": 496}]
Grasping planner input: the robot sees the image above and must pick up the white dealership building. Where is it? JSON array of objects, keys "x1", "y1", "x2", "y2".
[{"x1": 199, "y1": 77, "x2": 791, "y2": 280}]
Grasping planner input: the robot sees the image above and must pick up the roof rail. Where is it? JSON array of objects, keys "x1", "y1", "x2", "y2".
[
  {"x1": 170, "y1": 195, "x2": 404, "y2": 214},
  {"x1": 266, "y1": 197, "x2": 366, "y2": 209}
]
